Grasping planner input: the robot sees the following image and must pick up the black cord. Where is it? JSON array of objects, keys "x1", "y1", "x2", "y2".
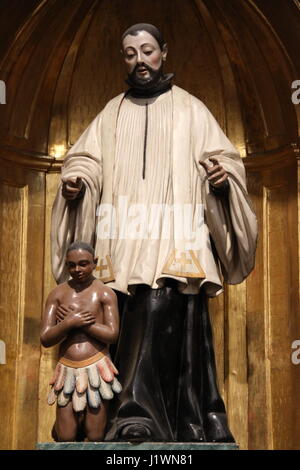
[{"x1": 142, "y1": 102, "x2": 149, "y2": 179}]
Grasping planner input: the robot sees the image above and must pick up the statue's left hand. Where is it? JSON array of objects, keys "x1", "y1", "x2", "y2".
[{"x1": 199, "y1": 157, "x2": 228, "y2": 188}]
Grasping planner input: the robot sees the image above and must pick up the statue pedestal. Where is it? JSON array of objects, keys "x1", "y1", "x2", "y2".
[{"x1": 37, "y1": 442, "x2": 238, "y2": 450}]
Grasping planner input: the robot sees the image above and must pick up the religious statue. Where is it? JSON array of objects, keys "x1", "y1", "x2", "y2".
[
  {"x1": 40, "y1": 241, "x2": 122, "y2": 442},
  {"x1": 51, "y1": 23, "x2": 257, "y2": 442}
]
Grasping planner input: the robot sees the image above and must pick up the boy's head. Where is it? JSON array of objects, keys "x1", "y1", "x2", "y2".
[{"x1": 65, "y1": 241, "x2": 98, "y2": 283}]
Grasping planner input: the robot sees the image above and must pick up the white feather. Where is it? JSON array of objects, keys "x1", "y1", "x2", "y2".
[
  {"x1": 64, "y1": 367, "x2": 75, "y2": 394},
  {"x1": 111, "y1": 377, "x2": 122, "y2": 394},
  {"x1": 72, "y1": 388, "x2": 87, "y2": 412},
  {"x1": 75, "y1": 367, "x2": 88, "y2": 393},
  {"x1": 54, "y1": 364, "x2": 66, "y2": 391},
  {"x1": 99, "y1": 376, "x2": 114, "y2": 400},
  {"x1": 57, "y1": 389, "x2": 70, "y2": 407},
  {"x1": 47, "y1": 386, "x2": 57, "y2": 405},
  {"x1": 87, "y1": 382, "x2": 101, "y2": 408},
  {"x1": 87, "y1": 364, "x2": 100, "y2": 388}
]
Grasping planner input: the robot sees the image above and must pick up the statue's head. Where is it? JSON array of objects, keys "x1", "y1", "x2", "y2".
[
  {"x1": 121, "y1": 23, "x2": 168, "y2": 89},
  {"x1": 65, "y1": 241, "x2": 98, "y2": 283}
]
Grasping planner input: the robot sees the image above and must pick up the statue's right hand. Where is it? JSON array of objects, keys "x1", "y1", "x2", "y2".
[
  {"x1": 66, "y1": 310, "x2": 96, "y2": 328},
  {"x1": 61, "y1": 176, "x2": 83, "y2": 200}
]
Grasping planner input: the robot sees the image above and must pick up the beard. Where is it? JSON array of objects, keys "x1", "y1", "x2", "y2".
[{"x1": 127, "y1": 62, "x2": 164, "y2": 90}]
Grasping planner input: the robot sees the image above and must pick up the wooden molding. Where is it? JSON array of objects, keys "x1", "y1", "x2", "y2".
[
  {"x1": 0, "y1": 145, "x2": 63, "y2": 172},
  {"x1": 244, "y1": 145, "x2": 298, "y2": 171}
]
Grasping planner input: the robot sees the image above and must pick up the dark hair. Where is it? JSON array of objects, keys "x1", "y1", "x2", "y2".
[
  {"x1": 122, "y1": 23, "x2": 166, "y2": 50},
  {"x1": 67, "y1": 241, "x2": 95, "y2": 257}
]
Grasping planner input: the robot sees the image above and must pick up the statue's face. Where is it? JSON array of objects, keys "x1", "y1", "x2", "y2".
[
  {"x1": 122, "y1": 30, "x2": 167, "y2": 86},
  {"x1": 66, "y1": 249, "x2": 96, "y2": 283}
]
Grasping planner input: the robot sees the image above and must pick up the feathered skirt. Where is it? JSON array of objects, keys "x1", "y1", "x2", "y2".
[{"x1": 47, "y1": 349, "x2": 122, "y2": 412}]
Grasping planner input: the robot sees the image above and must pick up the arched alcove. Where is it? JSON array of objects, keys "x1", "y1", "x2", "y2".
[{"x1": 0, "y1": 0, "x2": 299, "y2": 449}]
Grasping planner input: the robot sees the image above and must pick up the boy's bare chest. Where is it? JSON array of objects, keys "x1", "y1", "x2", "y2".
[{"x1": 59, "y1": 287, "x2": 103, "y2": 317}]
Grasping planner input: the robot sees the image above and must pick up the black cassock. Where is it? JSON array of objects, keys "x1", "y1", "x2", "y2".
[{"x1": 105, "y1": 280, "x2": 234, "y2": 442}]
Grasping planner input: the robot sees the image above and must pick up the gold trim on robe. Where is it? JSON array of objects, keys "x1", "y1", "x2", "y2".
[
  {"x1": 95, "y1": 255, "x2": 115, "y2": 283},
  {"x1": 162, "y1": 250, "x2": 206, "y2": 278}
]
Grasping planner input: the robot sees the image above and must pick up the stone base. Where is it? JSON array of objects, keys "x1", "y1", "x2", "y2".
[{"x1": 37, "y1": 441, "x2": 239, "y2": 450}]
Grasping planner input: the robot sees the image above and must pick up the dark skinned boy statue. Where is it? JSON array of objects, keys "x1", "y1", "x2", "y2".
[
  {"x1": 51, "y1": 24, "x2": 257, "y2": 442},
  {"x1": 40, "y1": 242, "x2": 122, "y2": 442}
]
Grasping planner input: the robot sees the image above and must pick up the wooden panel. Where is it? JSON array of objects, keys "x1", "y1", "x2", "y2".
[
  {"x1": 209, "y1": 294, "x2": 225, "y2": 399},
  {"x1": 246, "y1": 172, "x2": 271, "y2": 450},
  {"x1": 0, "y1": 0, "x2": 96, "y2": 154},
  {"x1": 225, "y1": 282, "x2": 248, "y2": 450},
  {"x1": 209, "y1": 152, "x2": 299, "y2": 450},
  {"x1": 0, "y1": 183, "x2": 27, "y2": 450},
  {"x1": 252, "y1": 0, "x2": 300, "y2": 73},
  {"x1": 38, "y1": 172, "x2": 60, "y2": 442},
  {"x1": 293, "y1": 152, "x2": 300, "y2": 448},
  {"x1": 194, "y1": 0, "x2": 245, "y2": 156},
  {"x1": 245, "y1": 155, "x2": 298, "y2": 450},
  {"x1": 266, "y1": 184, "x2": 294, "y2": 449},
  {"x1": 0, "y1": 160, "x2": 45, "y2": 450}
]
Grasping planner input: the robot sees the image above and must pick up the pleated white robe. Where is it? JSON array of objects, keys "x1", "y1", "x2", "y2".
[{"x1": 51, "y1": 85, "x2": 257, "y2": 296}]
